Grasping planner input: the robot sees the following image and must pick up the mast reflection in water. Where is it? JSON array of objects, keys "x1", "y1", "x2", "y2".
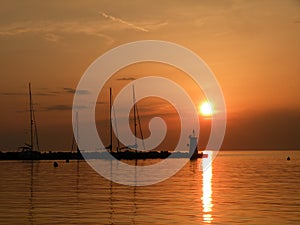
[{"x1": 202, "y1": 151, "x2": 213, "y2": 223}]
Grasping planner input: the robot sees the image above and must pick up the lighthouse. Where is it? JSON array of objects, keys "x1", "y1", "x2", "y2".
[{"x1": 189, "y1": 130, "x2": 198, "y2": 160}]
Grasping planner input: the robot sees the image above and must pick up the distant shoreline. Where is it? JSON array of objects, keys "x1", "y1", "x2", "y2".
[
  {"x1": 0, "y1": 149, "x2": 298, "y2": 153},
  {"x1": 0, "y1": 150, "x2": 208, "y2": 161}
]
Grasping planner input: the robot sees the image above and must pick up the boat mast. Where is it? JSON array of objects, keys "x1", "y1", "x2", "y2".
[
  {"x1": 71, "y1": 111, "x2": 79, "y2": 153},
  {"x1": 111, "y1": 91, "x2": 120, "y2": 152},
  {"x1": 32, "y1": 103, "x2": 40, "y2": 152},
  {"x1": 132, "y1": 85, "x2": 137, "y2": 152},
  {"x1": 135, "y1": 98, "x2": 145, "y2": 150},
  {"x1": 109, "y1": 88, "x2": 113, "y2": 153},
  {"x1": 29, "y1": 83, "x2": 33, "y2": 151},
  {"x1": 76, "y1": 111, "x2": 79, "y2": 153}
]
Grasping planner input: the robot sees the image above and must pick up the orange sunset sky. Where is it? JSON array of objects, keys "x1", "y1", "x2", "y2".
[{"x1": 0, "y1": 0, "x2": 299, "y2": 151}]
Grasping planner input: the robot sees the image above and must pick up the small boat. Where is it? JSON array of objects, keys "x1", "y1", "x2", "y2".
[{"x1": 106, "y1": 86, "x2": 145, "y2": 154}]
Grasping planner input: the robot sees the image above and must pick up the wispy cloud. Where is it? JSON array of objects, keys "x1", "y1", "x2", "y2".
[
  {"x1": 0, "y1": 20, "x2": 114, "y2": 44},
  {"x1": 0, "y1": 12, "x2": 168, "y2": 43},
  {"x1": 116, "y1": 77, "x2": 136, "y2": 81},
  {"x1": 44, "y1": 33, "x2": 60, "y2": 42},
  {"x1": 1, "y1": 92, "x2": 27, "y2": 96},
  {"x1": 2, "y1": 87, "x2": 90, "y2": 96},
  {"x1": 146, "y1": 21, "x2": 169, "y2": 30},
  {"x1": 1, "y1": 91, "x2": 56, "y2": 96},
  {"x1": 63, "y1": 88, "x2": 76, "y2": 94},
  {"x1": 44, "y1": 104, "x2": 72, "y2": 111},
  {"x1": 100, "y1": 12, "x2": 149, "y2": 32},
  {"x1": 63, "y1": 87, "x2": 90, "y2": 95},
  {"x1": 43, "y1": 103, "x2": 89, "y2": 111}
]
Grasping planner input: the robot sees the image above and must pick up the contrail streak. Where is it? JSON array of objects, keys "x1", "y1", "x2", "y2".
[{"x1": 100, "y1": 12, "x2": 149, "y2": 32}]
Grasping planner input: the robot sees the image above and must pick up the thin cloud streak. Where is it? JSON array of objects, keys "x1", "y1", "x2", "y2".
[
  {"x1": 0, "y1": 15, "x2": 168, "y2": 43},
  {"x1": 99, "y1": 12, "x2": 149, "y2": 32},
  {"x1": 44, "y1": 104, "x2": 72, "y2": 111},
  {"x1": 0, "y1": 20, "x2": 114, "y2": 44},
  {"x1": 63, "y1": 87, "x2": 90, "y2": 95},
  {"x1": 44, "y1": 33, "x2": 60, "y2": 42},
  {"x1": 43, "y1": 104, "x2": 88, "y2": 111},
  {"x1": 1, "y1": 87, "x2": 90, "y2": 96},
  {"x1": 116, "y1": 77, "x2": 136, "y2": 81},
  {"x1": 100, "y1": 12, "x2": 149, "y2": 32},
  {"x1": 1, "y1": 91, "x2": 56, "y2": 96}
]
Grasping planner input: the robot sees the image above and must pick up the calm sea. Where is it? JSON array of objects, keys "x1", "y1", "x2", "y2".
[{"x1": 0, "y1": 151, "x2": 299, "y2": 225}]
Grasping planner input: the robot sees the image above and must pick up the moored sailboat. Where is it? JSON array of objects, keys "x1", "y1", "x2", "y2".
[{"x1": 18, "y1": 83, "x2": 41, "y2": 159}]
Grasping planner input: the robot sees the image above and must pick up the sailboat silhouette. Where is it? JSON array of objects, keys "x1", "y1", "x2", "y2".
[{"x1": 18, "y1": 83, "x2": 40, "y2": 159}]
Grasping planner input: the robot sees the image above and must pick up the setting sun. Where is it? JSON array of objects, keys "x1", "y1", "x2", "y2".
[{"x1": 199, "y1": 102, "x2": 213, "y2": 116}]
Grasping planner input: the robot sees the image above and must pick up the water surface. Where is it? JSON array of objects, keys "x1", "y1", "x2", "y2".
[{"x1": 0, "y1": 150, "x2": 299, "y2": 224}]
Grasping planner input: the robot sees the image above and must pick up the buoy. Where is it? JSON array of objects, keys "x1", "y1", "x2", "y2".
[
  {"x1": 53, "y1": 161, "x2": 58, "y2": 167},
  {"x1": 287, "y1": 156, "x2": 290, "y2": 161}
]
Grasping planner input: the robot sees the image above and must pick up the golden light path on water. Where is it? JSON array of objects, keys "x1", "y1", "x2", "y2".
[{"x1": 202, "y1": 151, "x2": 213, "y2": 223}]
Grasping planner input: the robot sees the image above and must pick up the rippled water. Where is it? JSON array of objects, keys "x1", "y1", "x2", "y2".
[{"x1": 0, "y1": 151, "x2": 299, "y2": 225}]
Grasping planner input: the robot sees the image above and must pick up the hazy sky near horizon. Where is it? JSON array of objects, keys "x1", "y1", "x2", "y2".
[{"x1": 0, "y1": 0, "x2": 299, "y2": 150}]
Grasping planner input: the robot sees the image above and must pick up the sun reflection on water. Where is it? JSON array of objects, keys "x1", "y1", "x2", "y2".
[{"x1": 202, "y1": 151, "x2": 213, "y2": 223}]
